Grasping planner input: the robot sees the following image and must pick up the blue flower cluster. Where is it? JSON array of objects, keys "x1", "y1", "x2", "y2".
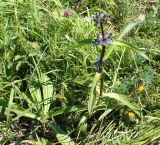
[
  {"x1": 93, "y1": 12, "x2": 108, "y2": 26},
  {"x1": 93, "y1": 56, "x2": 103, "y2": 66},
  {"x1": 94, "y1": 33, "x2": 113, "y2": 47},
  {"x1": 93, "y1": 56, "x2": 103, "y2": 73},
  {"x1": 92, "y1": 12, "x2": 114, "y2": 73}
]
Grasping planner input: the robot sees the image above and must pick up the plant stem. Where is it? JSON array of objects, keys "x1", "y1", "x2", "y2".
[
  {"x1": 99, "y1": 22, "x2": 106, "y2": 96},
  {"x1": 100, "y1": 73, "x2": 104, "y2": 96}
]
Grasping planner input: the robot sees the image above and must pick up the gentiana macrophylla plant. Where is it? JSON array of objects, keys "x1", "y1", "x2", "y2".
[
  {"x1": 89, "y1": 12, "x2": 114, "y2": 113},
  {"x1": 88, "y1": 12, "x2": 148, "y2": 115},
  {"x1": 93, "y1": 12, "x2": 113, "y2": 96}
]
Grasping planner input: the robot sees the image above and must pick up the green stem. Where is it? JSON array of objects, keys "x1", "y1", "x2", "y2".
[{"x1": 99, "y1": 22, "x2": 106, "y2": 96}]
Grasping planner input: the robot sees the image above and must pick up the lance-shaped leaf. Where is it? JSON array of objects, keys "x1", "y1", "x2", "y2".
[
  {"x1": 88, "y1": 73, "x2": 100, "y2": 114},
  {"x1": 103, "y1": 92, "x2": 141, "y2": 116}
]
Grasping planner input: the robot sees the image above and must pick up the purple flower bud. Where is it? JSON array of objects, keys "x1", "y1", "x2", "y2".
[{"x1": 64, "y1": 9, "x2": 69, "y2": 17}]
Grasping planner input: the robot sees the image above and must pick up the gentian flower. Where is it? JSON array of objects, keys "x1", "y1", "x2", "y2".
[
  {"x1": 93, "y1": 56, "x2": 102, "y2": 66},
  {"x1": 93, "y1": 56, "x2": 105, "y2": 73},
  {"x1": 93, "y1": 12, "x2": 108, "y2": 26},
  {"x1": 94, "y1": 33, "x2": 113, "y2": 47}
]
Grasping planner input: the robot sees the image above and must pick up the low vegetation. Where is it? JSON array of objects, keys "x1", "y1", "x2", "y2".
[{"x1": 0, "y1": 0, "x2": 160, "y2": 144}]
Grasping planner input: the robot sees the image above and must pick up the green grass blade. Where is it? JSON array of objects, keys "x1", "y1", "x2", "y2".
[
  {"x1": 66, "y1": 39, "x2": 93, "y2": 51},
  {"x1": 98, "y1": 109, "x2": 113, "y2": 121},
  {"x1": 0, "y1": 99, "x2": 41, "y2": 121},
  {"x1": 52, "y1": 0, "x2": 63, "y2": 8},
  {"x1": 50, "y1": 105, "x2": 86, "y2": 117}
]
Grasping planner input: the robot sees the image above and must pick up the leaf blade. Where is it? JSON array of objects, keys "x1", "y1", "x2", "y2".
[{"x1": 103, "y1": 92, "x2": 141, "y2": 116}]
